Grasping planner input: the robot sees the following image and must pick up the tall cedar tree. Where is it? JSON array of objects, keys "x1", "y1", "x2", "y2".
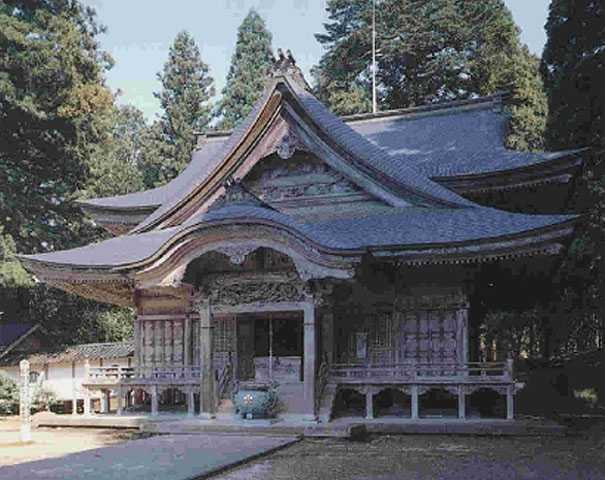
[
  {"x1": 217, "y1": 9, "x2": 273, "y2": 130},
  {"x1": 143, "y1": 31, "x2": 214, "y2": 186},
  {"x1": 542, "y1": 0, "x2": 605, "y2": 353},
  {"x1": 0, "y1": 0, "x2": 134, "y2": 346},
  {"x1": 315, "y1": 0, "x2": 547, "y2": 151}
]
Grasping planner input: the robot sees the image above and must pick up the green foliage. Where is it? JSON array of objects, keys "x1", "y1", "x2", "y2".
[
  {"x1": 75, "y1": 307, "x2": 134, "y2": 344},
  {"x1": 0, "y1": 374, "x2": 18, "y2": 415},
  {"x1": 32, "y1": 384, "x2": 58, "y2": 412},
  {"x1": 542, "y1": 0, "x2": 605, "y2": 152},
  {"x1": 316, "y1": 0, "x2": 547, "y2": 149},
  {"x1": 0, "y1": 226, "x2": 32, "y2": 288},
  {"x1": 540, "y1": 0, "x2": 605, "y2": 353},
  {"x1": 0, "y1": 1, "x2": 137, "y2": 349},
  {"x1": 217, "y1": 9, "x2": 273, "y2": 130},
  {"x1": 81, "y1": 105, "x2": 146, "y2": 199},
  {"x1": 141, "y1": 31, "x2": 214, "y2": 187},
  {"x1": 0, "y1": 0, "x2": 114, "y2": 254}
]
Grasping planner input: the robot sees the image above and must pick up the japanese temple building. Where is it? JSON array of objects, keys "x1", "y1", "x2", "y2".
[{"x1": 19, "y1": 54, "x2": 584, "y2": 422}]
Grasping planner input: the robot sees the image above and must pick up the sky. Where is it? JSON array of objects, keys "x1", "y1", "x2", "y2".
[{"x1": 84, "y1": 0, "x2": 552, "y2": 121}]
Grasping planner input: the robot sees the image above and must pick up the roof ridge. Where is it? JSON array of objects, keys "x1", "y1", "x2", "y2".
[
  {"x1": 343, "y1": 93, "x2": 508, "y2": 124},
  {"x1": 194, "y1": 93, "x2": 510, "y2": 140}
]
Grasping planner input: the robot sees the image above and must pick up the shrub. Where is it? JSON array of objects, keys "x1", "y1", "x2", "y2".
[
  {"x1": 0, "y1": 374, "x2": 19, "y2": 415},
  {"x1": 32, "y1": 384, "x2": 58, "y2": 412}
]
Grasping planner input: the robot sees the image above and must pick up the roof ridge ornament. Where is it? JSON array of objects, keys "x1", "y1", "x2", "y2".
[
  {"x1": 209, "y1": 178, "x2": 275, "y2": 212},
  {"x1": 270, "y1": 48, "x2": 311, "y2": 91}
]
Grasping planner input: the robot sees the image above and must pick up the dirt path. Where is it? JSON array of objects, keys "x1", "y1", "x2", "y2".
[
  {"x1": 213, "y1": 422, "x2": 605, "y2": 480},
  {"x1": 0, "y1": 416, "x2": 138, "y2": 466}
]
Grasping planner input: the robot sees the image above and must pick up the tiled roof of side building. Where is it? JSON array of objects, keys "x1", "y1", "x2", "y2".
[
  {"x1": 1, "y1": 341, "x2": 134, "y2": 366},
  {"x1": 348, "y1": 100, "x2": 585, "y2": 178}
]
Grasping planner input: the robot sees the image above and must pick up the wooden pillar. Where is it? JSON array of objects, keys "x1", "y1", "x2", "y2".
[
  {"x1": 19, "y1": 360, "x2": 31, "y2": 443},
  {"x1": 134, "y1": 316, "x2": 141, "y2": 368},
  {"x1": 151, "y1": 385, "x2": 159, "y2": 417},
  {"x1": 198, "y1": 299, "x2": 216, "y2": 418},
  {"x1": 71, "y1": 360, "x2": 78, "y2": 415},
  {"x1": 365, "y1": 388, "x2": 374, "y2": 420},
  {"x1": 187, "y1": 391, "x2": 195, "y2": 417},
  {"x1": 458, "y1": 387, "x2": 466, "y2": 419},
  {"x1": 411, "y1": 385, "x2": 419, "y2": 420},
  {"x1": 321, "y1": 310, "x2": 334, "y2": 364},
  {"x1": 303, "y1": 299, "x2": 317, "y2": 420},
  {"x1": 506, "y1": 385, "x2": 514, "y2": 420},
  {"x1": 184, "y1": 316, "x2": 192, "y2": 369},
  {"x1": 83, "y1": 359, "x2": 91, "y2": 417}
]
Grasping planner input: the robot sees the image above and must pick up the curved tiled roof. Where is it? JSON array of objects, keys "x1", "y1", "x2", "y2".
[
  {"x1": 78, "y1": 94, "x2": 584, "y2": 219},
  {"x1": 19, "y1": 201, "x2": 577, "y2": 269},
  {"x1": 79, "y1": 138, "x2": 228, "y2": 211}
]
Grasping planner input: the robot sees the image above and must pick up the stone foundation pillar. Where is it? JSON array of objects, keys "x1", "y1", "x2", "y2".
[
  {"x1": 506, "y1": 385, "x2": 514, "y2": 420},
  {"x1": 151, "y1": 385, "x2": 159, "y2": 417},
  {"x1": 19, "y1": 360, "x2": 31, "y2": 443},
  {"x1": 116, "y1": 388, "x2": 124, "y2": 416},
  {"x1": 365, "y1": 389, "x2": 374, "y2": 420},
  {"x1": 100, "y1": 390, "x2": 108, "y2": 414},
  {"x1": 187, "y1": 391, "x2": 195, "y2": 417},
  {"x1": 303, "y1": 299, "x2": 317, "y2": 420},
  {"x1": 198, "y1": 299, "x2": 216, "y2": 418},
  {"x1": 458, "y1": 387, "x2": 466, "y2": 419},
  {"x1": 411, "y1": 385, "x2": 419, "y2": 420}
]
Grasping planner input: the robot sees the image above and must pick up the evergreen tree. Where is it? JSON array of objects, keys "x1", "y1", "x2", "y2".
[
  {"x1": 541, "y1": 0, "x2": 605, "y2": 352},
  {"x1": 0, "y1": 1, "x2": 133, "y2": 348},
  {"x1": 217, "y1": 9, "x2": 273, "y2": 130},
  {"x1": 542, "y1": 0, "x2": 605, "y2": 151},
  {"x1": 0, "y1": 0, "x2": 114, "y2": 253},
  {"x1": 316, "y1": 0, "x2": 547, "y2": 150},
  {"x1": 143, "y1": 31, "x2": 214, "y2": 186},
  {"x1": 82, "y1": 105, "x2": 146, "y2": 199}
]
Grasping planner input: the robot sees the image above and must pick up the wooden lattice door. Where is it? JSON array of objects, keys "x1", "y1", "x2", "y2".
[{"x1": 237, "y1": 318, "x2": 255, "y2": 381}]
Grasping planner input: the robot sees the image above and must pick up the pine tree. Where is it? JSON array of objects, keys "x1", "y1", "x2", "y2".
[
  {"x1": 0, "y1": 0, "x2": 133, "y2": 348},
  {"x1": 145, "y1": 31, "x2": 214, "y2": 186},
  {"x1": 541, "y1": 0, "x2": 605, "y2": 352},
  {"x1": 542, "y1": 0, "x2": 605, "y2": 151},
  {"x1": 217, "y1": 9, "x2": 273, "y2": 130},
  {"x1": 316, "y1": 0, "x2": 547, "y2": 150},
  {"x1": 82, "y1": 105, "x2": 146, "y2": 199}
]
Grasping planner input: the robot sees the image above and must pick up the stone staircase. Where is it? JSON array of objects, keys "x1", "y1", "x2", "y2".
[{"x1": 318, "y1": 383, "x2": 338, "y2": 423}]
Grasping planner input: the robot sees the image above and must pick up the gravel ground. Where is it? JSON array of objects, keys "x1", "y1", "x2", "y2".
[{"x1": 214, "y1": 422, "x2": 605, "y2": 480}]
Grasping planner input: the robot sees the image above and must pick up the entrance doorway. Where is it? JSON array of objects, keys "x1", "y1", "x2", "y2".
[{"x1": 237, "y1": 312, "x2": 303, "y2": 383}]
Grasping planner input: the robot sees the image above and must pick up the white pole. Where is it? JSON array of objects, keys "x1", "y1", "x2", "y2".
[
  {"x1": 269, "y1": 315, "x2": 273, "y2": 381},
  {"x1": 372, "y1": 0, "x2": 378, "y2": 114},
  {"x1": 19, "y1": 360, "x2": 31, "y2": 443}
]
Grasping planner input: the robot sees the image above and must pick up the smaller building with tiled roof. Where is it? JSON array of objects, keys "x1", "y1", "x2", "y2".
[{"x1": 0, "y1": 340, "x2": 133, "y2": 413}]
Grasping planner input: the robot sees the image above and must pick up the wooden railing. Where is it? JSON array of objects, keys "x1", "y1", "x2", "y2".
[
  {"x1": 88, "y1": 366, "x2": 201, "y2": 381},
  {"x1": 330, "y1": 360, "x2": 513, "y2": 383}
]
